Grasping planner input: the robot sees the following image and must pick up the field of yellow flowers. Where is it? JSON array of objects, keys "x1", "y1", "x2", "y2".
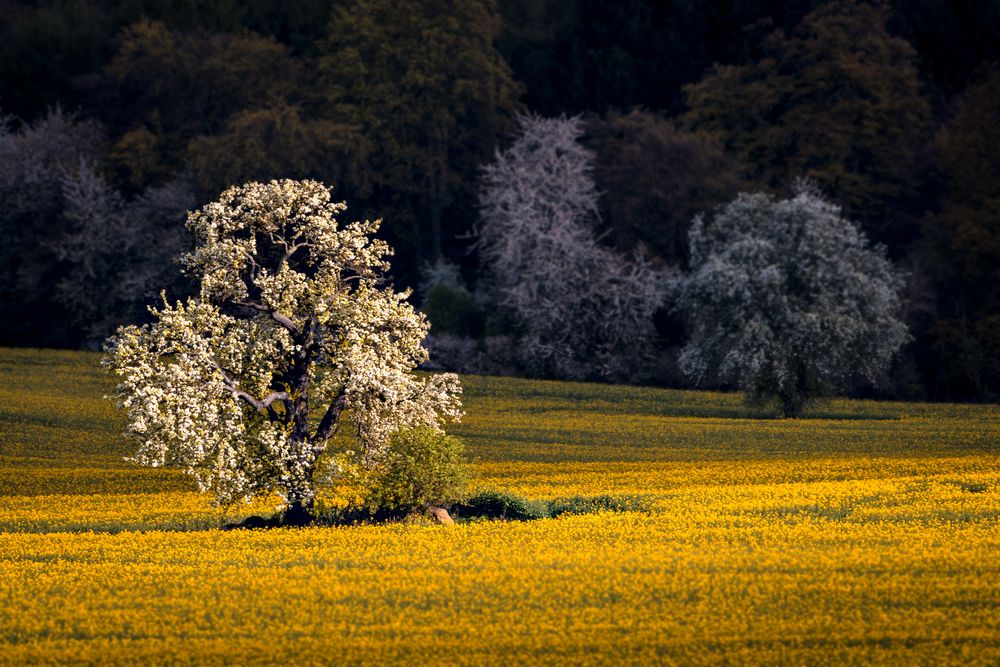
[{"x1": 1, "y1": 347, "x2": 998, "y2": 665}]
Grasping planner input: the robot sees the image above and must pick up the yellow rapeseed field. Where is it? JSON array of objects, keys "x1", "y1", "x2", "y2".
[{"x1": 1, "y1": 347, "x2": 998, "y2": 665}]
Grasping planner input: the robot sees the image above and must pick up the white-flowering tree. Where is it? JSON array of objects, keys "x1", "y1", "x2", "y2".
[
  {"x1": 476, "y1": 115, "x2": 666, "y2": 381},
  {"x1": 0, "y1": 108, "x2": 193, "y2": 346},
  {"x1": 675, "y1": 188, "x2": 909, "y2": 417},
  {"x1": 56, "y1": 161, "x2": 193, "y2": 343},
  {"x1": 0, "y1": 109, "x2": 104, "y2": 344},
  {"x1": 104, "y1": 180, "x2": 463, "y2": 523}
]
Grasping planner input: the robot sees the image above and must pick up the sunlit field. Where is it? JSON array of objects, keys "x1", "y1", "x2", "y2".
[{"x1": 1, "y1": 347, "x2": 998, "y2": 665}]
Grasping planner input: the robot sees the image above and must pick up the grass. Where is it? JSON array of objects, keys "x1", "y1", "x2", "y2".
[{"x1": 0, "y1": 347, "x2": 998, "y2": 664}]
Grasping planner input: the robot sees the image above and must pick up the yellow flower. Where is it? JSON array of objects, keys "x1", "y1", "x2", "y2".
[{"x1": 1, "y1": 349, "x2": 998, "y2": 665}]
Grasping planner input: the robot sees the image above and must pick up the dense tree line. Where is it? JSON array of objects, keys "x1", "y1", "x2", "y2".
[{"x1": 0, "y1": 0, "x2": 998, "y2": 400}]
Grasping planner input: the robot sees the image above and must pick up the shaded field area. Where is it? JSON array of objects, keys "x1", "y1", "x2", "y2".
[{"x1": 0, "y1": 347, "x2": 998, "y2": 664}]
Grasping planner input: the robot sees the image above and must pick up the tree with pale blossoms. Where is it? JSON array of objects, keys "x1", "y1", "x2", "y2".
[
  {"x1": 0, "y1": 108, "x2": 193, "y2": 347},
  {"x1": 675, "y1": 186, "x2": 909, "y2": 417},
  {"x1": 104, "y1": 180, "x2": 463, "y2": 523},
  {"x1": 476, "y1": 114, "x2": 667, "y2": 381}
]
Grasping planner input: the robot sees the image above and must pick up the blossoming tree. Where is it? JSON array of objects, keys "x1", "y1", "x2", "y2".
[
  {"x1": 104, "y1": 180, "x2": 463, "y2": 523},
  {"x1": 675, "y1": 187, "x2": 908, "y2": 417},
  {"x1": 476, "y1": 115, "x2": 666, "y2": 381}
]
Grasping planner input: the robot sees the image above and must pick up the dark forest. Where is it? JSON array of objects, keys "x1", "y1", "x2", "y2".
[{"x1": 2, "y1": 0, "x2": 999, "y2": 401}]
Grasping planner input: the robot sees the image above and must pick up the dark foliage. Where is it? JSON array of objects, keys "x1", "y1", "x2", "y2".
[
  {"x1": 422, "y1": 284, "x2": 486, "y2": 338},
  {"x1": 451, "y1": 491, "x2": 651, "y2": 522},
  {"x1": 547, "y1": 494, "x2": 651, "y2": 517},
  {"x1": 583, "y1": 109, "x2": 745, "y2": 266},
  {"x1": 452, "y1": 490, "x2": 551, "y2": 521},
  {"x1": 0, "y1": 0, "x2": 997, "y2": 399}
]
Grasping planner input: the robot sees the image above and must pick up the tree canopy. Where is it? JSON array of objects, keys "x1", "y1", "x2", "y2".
[
  {"x1": 675, "y1": 188, "x2": 909, "y2": 417},
  {"x1": 683, "y1": 0, "x2": 931, "y2": 247},
  {"x1": 105, "y1": 180, "x2": 462, "y2": 522},
  {"x1": 99, "y1": 19, "x2": 314, "y2": 194},
  {"x1": 584, "y1": 109, "x2": 745, "y2": 266},
  {"x1": 1, "y1": 0, "x2": 998, "y2": 400},
  {"x1": 921, "y1": 66, "x2": 1000, "y2": 398},
  {"x1": 476, "y1": 115, "x2": 666, "y2": 381},
  {"x1": 320, "y1": 0, "x2": 521, "y2": 269}
]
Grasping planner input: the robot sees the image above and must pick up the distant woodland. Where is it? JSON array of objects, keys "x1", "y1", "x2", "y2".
[{"x1": 1, "y1": 0, "x2": 998, "y2": 401}]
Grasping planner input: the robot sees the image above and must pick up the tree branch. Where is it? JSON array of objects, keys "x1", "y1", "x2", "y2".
[
  {"x1": 230, "y1": 387, "x2": 290, "y2": 412},
  {"x1": 282, "y1": 241, "x2": 310, "y2": 264},
  {"x1": 228, "y1": 299, "x2": 300, "y2": 335},
  {"x1": 313, "y1": 388, "x2": 348, "y2": 449},
  {"x1": 210, "y1": 360, "x2": 290, "y2": 413}
]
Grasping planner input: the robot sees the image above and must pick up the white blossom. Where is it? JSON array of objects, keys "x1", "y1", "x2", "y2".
[
  {"x1": 475, "y1": 115, "x2": 667, "y2": 381},
  {"x1": 0, "y1": 108, "x2": 192, "y2": 344},
  {"x1": 104, "y1": 180, "x2": 462, "y2": 512},
  {"x1": 55, "y1": 162, "x2": 192, "y2": 341}
]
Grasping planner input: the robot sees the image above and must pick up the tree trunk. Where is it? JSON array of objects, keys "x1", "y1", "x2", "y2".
[
  {"x1": 283, "y1": 498, "x2": 314, "y2": 526},
  {"x1": 428, "y1": 166, "x2": 443, "y2": 262},
  {"x1": 282, "y1": 326, "x2": 317, "y2": 526},
  {"x1": 780, "y1": 391, "x2": 803, "y2": 419},
  {"x1": 779, "y1": 364, "x2": 811, "y2": 418}
]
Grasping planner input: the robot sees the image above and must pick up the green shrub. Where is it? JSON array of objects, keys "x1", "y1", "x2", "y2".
[
  {"x1": 547, "y1": 494, "x2": 652, "y2": 517},
  {"x1": 365, "y1": 427, "x2": 469, "y2": 514},
  {"x1": 452, "y1": 492, "x2": 652, "y2": 522},
  {"x1": 452, "y1": 490, "x2": 550, "y2": 521},
  {"x1": 957, "y1": 481, "x2": 988, "y2": 493},
  {"x1": 325, "y1": 489, "x2": 653, "y2": 525}
]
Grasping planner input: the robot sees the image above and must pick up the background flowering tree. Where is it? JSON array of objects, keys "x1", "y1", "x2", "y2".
[
  {"x1": 0, "y1": 109, "x2": 193, "y2": 347},
  {"x1": 104, "y1": 180, "x2": 462, "y2": 523},
  {"x1": 675, "y1": 187, "x2": 909, "y2": 417},
  {"x1": 476, "y1": 115, "x2": 666, "y2": 381}
]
